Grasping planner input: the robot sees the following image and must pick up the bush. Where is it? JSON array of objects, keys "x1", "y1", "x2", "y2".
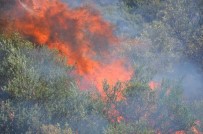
[{"x1": 0, "y1": 34, "x2": 104, "y2": 133}]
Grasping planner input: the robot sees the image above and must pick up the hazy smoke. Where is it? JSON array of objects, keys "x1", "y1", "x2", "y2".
[
  {"x1": 0, "y1": 0, "x2": 203, "y2": 133},
  {"x1": 0, "y1": 0, "x2": 133, "y2": 99}
]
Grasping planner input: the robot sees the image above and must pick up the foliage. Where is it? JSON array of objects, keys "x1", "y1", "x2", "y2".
[
  {"x1": 121, "y1": 0, "x2": 203, "y2": 69},
  {"x1": 120, "y1": 0, "x2": 163, "y2": 22},
  {"x1": 0, "y1": 33, "x2": 198, "y2": 133},
  {"x1": 40, "y1": 124, "x2": 73, "y2": 134},
  {"x1": 0, "y1": 34, "x2": 107, "y2": 133},
  {"x1": 1, "y1": 0, "x2": 203, "y2": 130},
  {"x1": 105, "y1": 122, "x2": 154, "y2": 134},
  {"x1": 150, "y1": 80, "x2": 195, "y2": 132}
]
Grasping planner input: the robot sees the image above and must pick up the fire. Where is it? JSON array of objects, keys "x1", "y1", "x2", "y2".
[
  {"x1": 1, "y1": 0, "x2": 133, "y2": 99},
  {"x1": 148, "y1": 81, "x2": 160, "y2": 90},
  {"x1": 191, "y1": 126, "x2": 202, "y2": 134},
  {"x1": 175, "y1": 131, "x2": 186, "y2": 134}
]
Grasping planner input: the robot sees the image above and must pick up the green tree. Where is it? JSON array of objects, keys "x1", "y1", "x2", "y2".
[{"x1": 0, "y1": 34, "x2": 106, "y2": 133}]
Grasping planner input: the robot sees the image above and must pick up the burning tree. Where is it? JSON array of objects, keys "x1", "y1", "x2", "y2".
[
  {"x1": 0, "y1": 0, "x2": 133, "y2": 100},
  {"x1": 0, "y1": 0, "x2": 203, "y2": 133}
]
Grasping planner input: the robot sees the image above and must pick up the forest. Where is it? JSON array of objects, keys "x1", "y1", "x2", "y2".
[{"x1": 0, "y1": 0, "x2": 203, "y2": 133}]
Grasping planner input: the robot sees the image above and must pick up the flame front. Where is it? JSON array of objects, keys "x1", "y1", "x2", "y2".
[{"x1": 2, "y1": 0, "x2": 133, "y2": 99}]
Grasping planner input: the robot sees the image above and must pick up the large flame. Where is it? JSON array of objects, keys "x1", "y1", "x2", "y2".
[{"x1": 2, "y1": 0, "x2": 133, "y2": 99}]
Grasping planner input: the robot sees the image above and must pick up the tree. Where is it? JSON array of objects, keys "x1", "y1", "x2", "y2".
[{"x1": 0, "y1": 34, "x2": 106, "y2": 133}]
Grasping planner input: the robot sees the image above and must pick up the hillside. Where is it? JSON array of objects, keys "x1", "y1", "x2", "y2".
[{"x1": 0, "y1": 0, "x2": 203, "y2": 133}]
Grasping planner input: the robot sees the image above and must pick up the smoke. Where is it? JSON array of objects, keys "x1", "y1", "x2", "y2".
[
  {"x1": 169, "y1": 62, "x2": 203, "y2": 100},
  {"x1": 88, "y1": 0, "x2": 203, "y2": 132},
  {"x1": 1, "y1": 0, "x2": 203, "y2": 133},
  {"x1": 0, "y1": 0, "x2": 133, "y2": 99}
]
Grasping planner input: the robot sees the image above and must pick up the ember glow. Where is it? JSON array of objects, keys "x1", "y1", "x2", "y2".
[
  {"x1": 148, "y1": 81, "x2": 160, "y2": 90},
  {"x1": 2, "y1": 0, "x2": 133, "y2": 99}
]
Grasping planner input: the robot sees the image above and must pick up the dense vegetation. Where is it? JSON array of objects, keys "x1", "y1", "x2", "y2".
[
  {"x1": 0, "y1": 0, "x2": 203, "y2": 133},
  {"x1": 119, "y1": 0, "x2": 203, "y2": 69}
]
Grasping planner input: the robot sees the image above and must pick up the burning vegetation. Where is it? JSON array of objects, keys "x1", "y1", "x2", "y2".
[
  {"x1": 2, "y1": 0, "x2": 133, "y2": 99},
  {"x1": 0, "y1": 0, "x2": 203, "y2": 133}
]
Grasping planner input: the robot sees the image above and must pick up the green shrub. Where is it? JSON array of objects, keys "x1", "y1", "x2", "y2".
[{"x1": 0, "y1": 34, "x2": 102, "y2": 133}]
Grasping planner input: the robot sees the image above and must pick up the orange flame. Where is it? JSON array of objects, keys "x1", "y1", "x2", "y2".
[
  {"x1": 2, "y1": 0, "x2": 133, "y2": 99},
  {"x1": 148, "y1": 81, "x2": 160, "y2": 90},
  {"x1": 106, "y1": 104, "x2": 124, "y2": 123},
  {"x1": 175, "y1": 131, "x2": 186, "y2": 134},
  {"x1": 191, "y1": 126, "x2": 202, "y2": 134}
]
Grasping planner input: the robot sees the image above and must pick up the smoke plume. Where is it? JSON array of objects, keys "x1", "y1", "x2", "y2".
[{"x1": 0, "y1": 0, "x2": 133, "y2": 99}]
